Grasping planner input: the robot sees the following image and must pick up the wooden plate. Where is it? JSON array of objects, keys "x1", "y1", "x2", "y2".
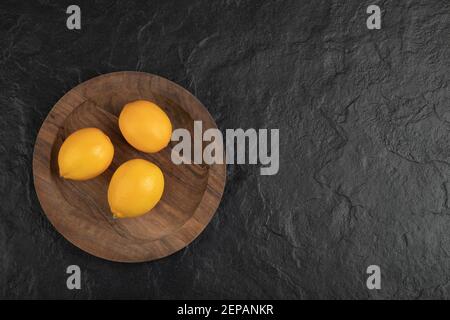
[{"x1": 32, "y1": 71, "x2": 226, "y2": 263}]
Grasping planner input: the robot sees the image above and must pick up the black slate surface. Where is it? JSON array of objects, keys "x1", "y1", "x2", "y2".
[{"x1": 0, "y1": 0, "x2": 449, "y2": 299}]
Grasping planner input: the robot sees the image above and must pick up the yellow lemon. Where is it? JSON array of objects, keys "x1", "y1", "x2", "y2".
[
  {"x1": 108, "y1": 159, "x2": 164, "y2": 218},
  {"x1": 58, "y1": 128, "x2": 114, "y2": 180},
  {"x1": 119, "y1": 100, "x2": 172, "y2": 153}
]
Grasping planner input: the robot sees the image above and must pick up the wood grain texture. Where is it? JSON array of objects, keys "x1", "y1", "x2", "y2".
[{"x1": 32, "y1": 72, "x2": 226, "y2": 263}]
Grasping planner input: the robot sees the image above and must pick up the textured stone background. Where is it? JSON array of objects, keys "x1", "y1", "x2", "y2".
[{"x1": 0, "y1": 0, "x2": 449, "y2": 299}]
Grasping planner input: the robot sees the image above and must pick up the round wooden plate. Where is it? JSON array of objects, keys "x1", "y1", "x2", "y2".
[{"x1": 33, "y1": 71, "x2": 226, "y2": 263}]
